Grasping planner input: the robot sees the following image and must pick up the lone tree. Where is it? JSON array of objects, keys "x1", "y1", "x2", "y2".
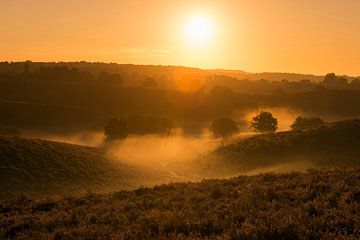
[
  {"x1": 210, "y1": 117, "x2": 239, "y2": 138},
  {"x1": 291, "y1": 117, "x2": 325, "y2": 131},
  {"x1": 251, "y1": 111, "x2": 278, "y2": 133},
  {"x1": 104, "y1": 118, "x2": 128, "y2": 140}
]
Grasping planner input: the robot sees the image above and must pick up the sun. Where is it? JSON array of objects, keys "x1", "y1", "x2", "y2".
[{"x1": 184, "y1": 15, "x2": 215, "y2": 45}]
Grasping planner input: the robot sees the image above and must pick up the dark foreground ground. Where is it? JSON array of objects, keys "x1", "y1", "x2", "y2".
[{"x1": 1, "y1": 166, "x2": 359, "y2": 239}]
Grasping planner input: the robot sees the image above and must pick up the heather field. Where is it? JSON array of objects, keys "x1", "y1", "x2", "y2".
[
  {"x1": 2, "y1": 1, "x2": 360, "y2": 238},
  {"x1": 1, "y1": 166, "x2": 359, "y2": 239}
]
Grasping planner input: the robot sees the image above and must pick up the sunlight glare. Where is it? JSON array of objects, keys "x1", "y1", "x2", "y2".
[{"x1": 184, "y1": 15, "x2": 214, "y2": 46}]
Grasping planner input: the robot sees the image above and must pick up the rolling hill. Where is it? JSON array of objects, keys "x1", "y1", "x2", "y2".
[
  {"x1": 193, "y1": 119, "x2": 360, "y2": 178},
  {"x1": 0, "y1": 136, "x2": 183, "y2": 199}
]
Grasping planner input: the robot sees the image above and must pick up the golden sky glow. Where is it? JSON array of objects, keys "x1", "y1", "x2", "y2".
[{"x1": 0, "y1": 0, "x2": 360, "y2": 75}]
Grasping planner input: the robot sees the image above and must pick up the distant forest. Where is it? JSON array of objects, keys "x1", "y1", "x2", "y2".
[{"x1": 0, "y1": 61, "x2": 359, "y2": 133}]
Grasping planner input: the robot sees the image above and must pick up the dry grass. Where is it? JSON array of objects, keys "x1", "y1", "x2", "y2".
[
  {"x1": 1, "y1": 166, "x2": 359, "y2": 239},
  {"x1": 194, "y1": 119, "x2": 360, "y2": 177}
]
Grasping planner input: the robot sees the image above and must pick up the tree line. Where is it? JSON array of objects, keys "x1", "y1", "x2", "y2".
[{"x1": 103, "y1": 112, "x2": 327, "y2": 141}]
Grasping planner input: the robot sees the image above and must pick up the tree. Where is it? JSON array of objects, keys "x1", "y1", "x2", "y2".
[
  {"x1": 291, "y1": 117, "x2": 325, "y2": 131},
  {"x1": 323, "y1": 73, "x2": 337, "y2": 84},
  {"x1": 323, "y1": 73, "x2": 348, "y2": 88},
  {"x1": 210, "y1": 117, "x2": 239, "y2": 138},
  {"x1": 104, "y1": 118, "x2": 128, "y2": 140},
  {"x1": 351, "y1": 78, "x2": 360, "y2": 88},
  {"x1": 251, "y1": 111, "x2": 278, "y2": 133}
]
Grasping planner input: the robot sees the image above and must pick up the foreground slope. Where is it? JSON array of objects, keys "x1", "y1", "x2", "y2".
[
  {"x1": 0, "y1": 136, "x2": 178, "y2": 199},
  {"x1": 195, "y1": 119, "x2": 360, "y2": 177},
  {"x1": 1, "y1": 166, "x2": 359, "y2": 239}
]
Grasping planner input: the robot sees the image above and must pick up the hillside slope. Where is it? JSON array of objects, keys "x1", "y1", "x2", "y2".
[
  {"x1": 1, "y1": 166, "x2": 359, "y2": 239},
  {"x1": 194, "y1": 119, "x2": 360, "y2": 177},
  {"x1": 0, "y1": 137, "x2": 182, "y2": 199}
]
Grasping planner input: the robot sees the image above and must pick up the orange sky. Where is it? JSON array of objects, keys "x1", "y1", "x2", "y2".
[{"x1": 1, "y1": 0, "x2": 359, "y2": 76}]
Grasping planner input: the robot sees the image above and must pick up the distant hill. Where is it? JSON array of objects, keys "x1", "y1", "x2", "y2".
[
  {"x1": 193, "y1": 119, "x2": 360, "y2": 177},
  {"x1": 2, "y1": 61, "x2": 358, "y2": 87},
  {"x1": 0, "y1": 137, "x2": 182, "y2": 199},
  {"x1": 0, "y1": 61, "x2": 325, "y2": 81},
  {"x1": 1, "y1": 166, "x2": 359, "y2": 239}
]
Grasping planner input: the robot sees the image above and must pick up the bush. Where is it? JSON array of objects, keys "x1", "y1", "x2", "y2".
[
  {"x1": 104, "y1": 118, "x2": 128, "y2": 140},
  {"x1": 291, "y1": 117, "x2": 326, "y2": 131},
  {"x1": 210, "y1": 117, "x2": 239, "y2": 138}
]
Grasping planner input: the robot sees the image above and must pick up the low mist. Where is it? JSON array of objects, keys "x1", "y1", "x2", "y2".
[{"x1": 21, "y1": 106, "x2": 352, "y2": 184}]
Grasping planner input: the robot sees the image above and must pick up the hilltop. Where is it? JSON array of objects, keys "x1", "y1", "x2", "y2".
[
  {"x1": 193, "y1": 119, "x2": 360, "y2": 178},
  {"x1": 1, "y1": 166, "x2": 359, "y2": 239}
]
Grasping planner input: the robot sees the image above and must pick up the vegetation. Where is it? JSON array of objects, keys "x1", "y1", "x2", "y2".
[
  {"x1": 1, "y1": 166, "x2": 359, "y2": 239},
  {"x1": 210, "y1": 117, "x2": 239, "y2": 138},
  {"x1": 104, "y1": 118, "x2": 128, "y2": 140},
  {"x1": 104, "y1": 115, "x2": 173, "y2": 140},
  {"x1": 0, "y1": 61, "x2": 359, "y2": 239},
  {"x1": 291, "y1": 116, "x2": 326, "y2": 131},
  {"x1": 0, "y1": 62, "x2": 360, "y2": 134},
  {"x1": 196, "y1": 119, "x2": 360, "y2": 177},
  {"x1": 0, "y1": 136, "x2": 182, "y2": 199},
  {"x1": 250, "y1": 111, "x2": 278, "y2": 133}
]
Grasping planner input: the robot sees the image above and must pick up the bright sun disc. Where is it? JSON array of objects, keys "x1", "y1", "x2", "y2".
[{"x1": 184, "y1": 15, "x2": 214, "y2": 45}]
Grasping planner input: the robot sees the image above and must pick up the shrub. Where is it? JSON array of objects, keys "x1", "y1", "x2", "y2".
[
  {"x1": 104, "y1": 118, "x2": 128, "y2": 140},
  {"x1": 291, "y1": 117, "x2": 326, "y2": 130},
  {"x1": 210, "y1": 117, "x2": 239, "y2": 138}
]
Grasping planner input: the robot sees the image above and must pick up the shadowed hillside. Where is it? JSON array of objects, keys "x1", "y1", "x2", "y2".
[
  {"x1": 1, "y1": 166, "x2": 359, "y2": 239},
  {"x1": 194, "y1": 119, "x2": 360, "y2": 178},
  {"x1": 0, "y1": 137, "x2": 183, "y2": 199}
]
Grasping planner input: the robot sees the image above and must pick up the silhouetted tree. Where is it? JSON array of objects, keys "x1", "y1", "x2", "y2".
[
  {"x1": 323, "y1": 73, "x2": 348, "y2": 88},
  {"x1": 251, "y1": 111, "x2": 278, "y2": 133},
  {"x1": 351, "y1": 78, "x2": 360, "y2": 88},
  {"x1": 104, "y1": 118, "x2": 128, "y2": 140},
  {"x1": 323, "y1": 73, "x2": 337, "y2": 84},
  {"x1": 210, "y1": 117, "x2": 239, "y2": 138},
  {"x1": 291, "y1": 117, "x2": 326, "y2": 131}
]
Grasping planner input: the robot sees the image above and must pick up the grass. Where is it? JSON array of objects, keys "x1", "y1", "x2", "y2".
[
  {"x1": 0, "y1": 136, "x2": 182, "y2": 199},
  {"x1": 193, "y1": 119, "x2": 360, "y2": 177},
  {"x1": 1, "y1": 166, "x2": 359, "y2": 239}
]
